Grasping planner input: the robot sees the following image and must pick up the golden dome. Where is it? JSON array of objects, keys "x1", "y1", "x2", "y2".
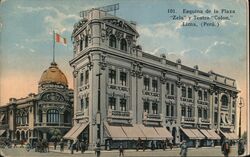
[{"x1": 39, "y1": 62, "x2": 68, "y2": 86}]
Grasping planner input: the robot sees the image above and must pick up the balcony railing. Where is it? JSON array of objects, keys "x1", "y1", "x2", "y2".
[
  {"x1": 107, "y1": 109, "x2": 132, "y2": 119},
  {"x1": 181, "y1": 116, "x2": 195, "y2": 123},
  {"x1": 166, "y1": 95, "x2": 175, "y2": 100},
  {"x1": 78, "y1": 84, "x2": 90, "y2": 91},
  {"x1": 108, "y1": 84, "x2": 129, "y2": 92},
  {"x1": 198, "y1": 117, "x2": 210, "y2": 124},
  {"x1": 180, "y1": 97, "x2": 194, "y2": 103},
  {"x1": 197, "y1": 100, "x2": 209, "y2": 105},
  {"x1": 143, "y1": 112, "x2": 162, "y2": 122},
  {"x1": 34, "y1": 122, "x2": 72, "y2": 127},
  {"x1": 142, "y1": 90, "x2": 160, "y2": 97}
]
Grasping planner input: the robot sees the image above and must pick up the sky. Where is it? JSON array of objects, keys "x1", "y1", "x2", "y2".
[{"x1": 0, "y1": 0, "x2": 248, "y2": 133}]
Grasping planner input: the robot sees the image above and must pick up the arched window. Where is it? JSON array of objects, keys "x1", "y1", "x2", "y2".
[
  {"x1": 120, "y1": 38, "x2": 127, "y2": 51},
  {"x1": 221, "y1": 95, "x2": 228, "y2": 106},
  {"x1": 109, "y1": 35, "x2": 116, "y2": 48},
  {"x1": 47, "y1": 109, "x2": 59, "y2": 123}
]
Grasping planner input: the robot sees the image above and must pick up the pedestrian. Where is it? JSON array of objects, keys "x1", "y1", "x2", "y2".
[
  {"x1": 70, "y1": 140, "x2": 74, "y2": 154},
  {"x1": 136, "y1": 137, "x2": 141, "y2": 151},
  {"x1": 238, "y1": 139, "x2": 245, "y2": 156},
  {"x1": 95, "y1": 140, "x2": 101, "y2": 157},
  {"x1": 179, "y1": 140, "x2": 188, "y2": 157},
  {"x1": 150, "y1": 141, "x2": 155, "y2": 151},
  {"x1": 59, "y1": 139, "x2": 64, "y2": 152},
  {"x1": 119, "y1": 142, "x2": 124, "y2": 157},
  {"x1": 54, "y1": 141, "x2": 57, "y2": 150},
  {"x1": 162, "y1": 139, "x2": 166, "y2": 151},
  {"x1": 221, "y1": 139, "x2": 230, "y2": 157},
  {"x1": 80, "y1": 140, "x2": 85, "y2": 154}
]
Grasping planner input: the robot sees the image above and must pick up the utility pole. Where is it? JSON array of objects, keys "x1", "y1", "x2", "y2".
[{"x1": 238, "y1": 97, "x2": 244, "y2": 139}]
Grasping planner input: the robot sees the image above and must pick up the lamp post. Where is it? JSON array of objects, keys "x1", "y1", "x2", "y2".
[
  {"x1": 96, "y1": 72, "x2": 102, "y2": 140},
  {"x1": 238, "y1": 97, "x2": 244, "y2": 139}
]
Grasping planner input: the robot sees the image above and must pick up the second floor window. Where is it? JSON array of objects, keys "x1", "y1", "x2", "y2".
[
  {"x1": 144, "y1": 77, "x2": 150, "y2": 90},
  {"x1": 80, "y1": 73, "x2": 84, "y2": 86},
  {"x1": 232, "y1": 114, "x2": 235, "y2": 124},
  {"x1": 152, "y1": 103, "x2": 158, "y2": 114},
  {"x1": 171, "y1": 105, "x2": 174, "y2": 116},
  {"x1": 171, "y1": 84, "x2": 175, "y2": 95},
  {"x1": 109, "y1": 35, "x2": 116, "y2": 48},
  {"x1": 80, "y1": 39, "x2": 83, "y2": 51},
  {"x1": 203, "y1": 109, "x2": 208, "y2": 119},
  {"x1": 214, "y1": 112, "x2": 218, "y2": 123},
  {"x1": 109, "y1": 97, "x2": 116, "y2": 110},
  {"x1": 166, "y1": 83, "x2": 170, "y2": 95},
  {"x1": 47, "y1": 109, "x2": 59, "y2": 123},
  {"x1": 166, "y1": 105, "x2": 170, "y2": 116},
  {"x1": 85, "y1": 36, "x2": 88, "y2": 47},
  {"x1": 167, "y1": 82, "x2": 175, "y2": 95},
  {"x1": 187, "y1": 107, "x2": 192, "y2": 117},
  {"x1": 198, "y1": 90, "x2": 202, "y2": 100},
  {"x1": 204, "y1": 91, "x2": 208, "y2": 101},
  {"x1": 109, "y1": 69, "x2": 116, "y2": 84},
  {"x1": 221, "y1": 95, "x2": 228, "y2": 106},
  {"x1": 188, "y1": 87, "x2": 192, "y2": 98},
  {"x1": 120, "y1": 72, "x2": 127, "y2": 86},
  {"x1": 181, "y1": 107, "x2": 186, "y2": 117},
  {"x1": 80, "y1": 98, "x2": 84, "y2": 110},
  {"x1": 120, "y1": 98, "x2": 127, "y2": 111},
  {"x1": 152, "y1": 79, "x2": 158, "y2": 92},
  {"x1": 85, "y1": 97, "x2": 89, "y2": 109},
  {"x1": 198, "y1": 108, "x2": 202, "y2": 118},
  {"x1": 144, "y1": 102, "x2": 149, "y2": 113}
]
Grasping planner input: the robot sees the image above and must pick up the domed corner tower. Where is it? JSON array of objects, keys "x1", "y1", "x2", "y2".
[{"x1": 35, "y1": 62, "x2": 73, "y2": 140}]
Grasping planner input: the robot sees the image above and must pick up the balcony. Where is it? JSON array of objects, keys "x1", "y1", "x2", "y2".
[
  {"x1": 197, "y1": 100, "x2": 209, "y2": 105},
  {"x1": 143, "y1": 112, "x2": 162, "y2": 122},
  {"x1": 198, "y1": 117, "x2": 210, "y2": 124},
  {"x1": 181, "y1": 116, "x2": 195, "y2": 123},
  {"x1": 34, "y1": 122, "x2": 72, "y2": 127},
  {"x1": 108, "y1": 84, "x2": 129, "y2": 92},
  {"x1": 142, "y1": 90, "x2": 160, "y2": 97},
  {"x1": 107, "y1": 109, "x2": 133, "y2": 120},
  {"x1": 78, "y1": 84, "x2": 90, "y2": 92},
  {"x1": 180, "y1": 97, "x2": 194, "y2": 103},
  {"x1": 166, "y1": 95, "x2": 175, "y2": 100}
]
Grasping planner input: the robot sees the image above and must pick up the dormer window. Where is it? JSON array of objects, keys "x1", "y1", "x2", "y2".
[
  {"x1": 120, "y1": 38, "x2": 127, "y2": 51},
  {"x1": 109, "y1": 35, "x2": 116, "y2": 48}
]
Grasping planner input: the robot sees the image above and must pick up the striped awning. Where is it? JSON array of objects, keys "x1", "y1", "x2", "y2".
[
  {"x1": 154, "y1": 127, "x2": 173, "y2": 140},
  {"x1": 104, "y1": 122, "x2": 127, "y2": 140},
  {"x1": 63, "y1": 123, "x2": 89, "y2": 140}
]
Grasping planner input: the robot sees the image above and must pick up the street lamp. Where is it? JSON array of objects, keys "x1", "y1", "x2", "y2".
[
  {"x1": 96, "y1": 72, "x2": 102, "y2": 140},
  {"x1": 238, "y1": 97, "x2": 244, "y2": 139}
]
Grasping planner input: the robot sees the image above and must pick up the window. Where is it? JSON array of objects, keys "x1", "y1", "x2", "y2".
[
  {"x1": 215, "y1": 97, "x2": 218, "y2": 104},
  {"x1": 109, "y1": 97, "x2": 116, "y2": 110},
  {"x1": 232, "y1": 114, "x2": 235, "y2": 124},
  {"x1": 187, "y1": 107, "x2": 192, "y2": 117},
  {"x1": 144, "y1": 77, "x2": 150, "y2": 90},
  {"x1": 152, "y1": 79, "x2": 158, "y2": 92},
  {"x1": 171, "y1": 105, "x2": 174, "y2": 116},
  {"x1": 152, "y1": 103, "x2": 158, "y2": 114},
  {"x1": 214, "y1": 112, "x2": 218, "y2": 124},
  {"x1": 203, "y1": 109, "x2": 208, "y2": 119},
  {"x1": 80, "y1": 39, "x2": 83, "y2": 51},
  {"x1": 85, "y1": 97, "x2": 89, "y2": 109},
  {"x1": 232, "y1": 100, "x2": 236, "y2": 108},
  {"x1": 166, "y1": 105, "x2": 170, "y2": 116},
  {"x1": 120, "y1": 72, "x2": 127, "y2": 86},
  {"x1": 198, "y1": 108, "x2": 202, "y2": 118},
  {"x1": 188, "y1": 87, "x2": 192, "y2": 98},
  {"x1": 181, "y1": 107, "x2": 186, "y2": 117},
  {"x1": 171, "y1": 84, "x2": 175, "y2": 95},
  {"x1": 38, "y1": 110, "x2": 43, "y2": 123},
  {"x1": 198, "y1": 90, "x2": 202, "y2": 100},
  {"x1": 109, "y1": 69, "x2": 116, "y2": 84},
  {"x1": 182, "y1": 86, "x2": 186, "y2": 97},
  {"x1": 109, "y1": 35, "x2": 116, "y2": 48},
  {"x1": 120, "y1": 98, "x2": 127, "y2": 111},
  {"x1": 221, "y1": 95, "x2": 228, "y2": 106},
  {"x1": 80, "y1": 73, "x2": 84, "y2": 86},
  {"x1": 204, "y1": 91, "x2": 208, "y2": 101},
  {"x1": 47, "y1": 109, "x2": 59, "y2": 123},
  {"x1": 144, "y1": 102, "x2": 149, "y2": 113},
  {"x1": 120, "y1": 39, "x2": 127, "y2": 51},
  {"x1": 166, "y1": 83, "x2": 170, "y2": 95},
  {"x1": 85, "y1": 36, "x2": 88, "y2": 47},
  {"x1": 85, "y1": 70, "x2": 89, "y2": 84},
  {"x1": 80, "y1": 98, "x2": 84, "y2": 110}
]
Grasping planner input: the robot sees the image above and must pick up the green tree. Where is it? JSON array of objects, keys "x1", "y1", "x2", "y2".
[
  {"x1": 241, "y1": 131, "x2": 247, "y2": 141},
  {"x1": 49, "y1": 128, "x2": 62, "y2": 142}
]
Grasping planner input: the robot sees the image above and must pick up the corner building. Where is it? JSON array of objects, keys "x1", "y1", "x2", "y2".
[{"x1": 67, "y1": 9, "x2": 239, "y2": 149}]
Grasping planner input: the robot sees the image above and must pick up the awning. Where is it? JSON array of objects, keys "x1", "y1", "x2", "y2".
[
  {"x1": 154, "y1": 127, "x2": 173, "y2": 140},
  {"x1": 207, "y1": 130, "x2": 221, "y2": 140},
  {"x1": 138, "y1": 125, "x2": 160, "y2": 140},
  {"x1": 200, "y1": 129, "x2": 214, "y2": 139},
  {"x1": 220, "y1": 130, "x2": 238, "y2": 140},
  {"x1": 121, "y1": 124, "x2": 145, "y2": 140},
  {"x1": 180, "y1": 127, "x2": 198, "y2": 139},
  {"x1": 190, "y1": 129, "x2": 205, "y2": 139},
  {"x1": 63, "y1": 123, "x2": 89, "y2": 140},
  {"x1": 70, "y1": 123, "x2": 89, "y2": 140},
  {"x1": 63, "y1": 124, "x2": 81, "y2": 139},
  {"x1": 0, "y1": 130, "x2": 6, "y2": 136},
  {"x1": 104, "y1": 122, "x2": 127, "y2": 140}
]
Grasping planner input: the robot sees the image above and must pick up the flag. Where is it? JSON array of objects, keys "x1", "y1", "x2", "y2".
[{"x1": 55, "y1": 33, "x2": 67, "y2": 45}]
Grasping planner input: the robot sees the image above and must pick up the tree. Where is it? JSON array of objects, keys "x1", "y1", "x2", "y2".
[
  {"x1": 241, "y1": 131, "x2": 247, "y2": 141},
  {"x1": 49, "y1": 128, "x2": 62, "y2": 142}
]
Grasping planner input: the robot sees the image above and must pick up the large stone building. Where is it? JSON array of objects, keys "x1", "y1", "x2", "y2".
[
  {"x1": 67, "y1": 8, "x2": 237, "y2": 149},
  {"x1": 0, "y1": 62, "x2": 73, "y2": 142}
]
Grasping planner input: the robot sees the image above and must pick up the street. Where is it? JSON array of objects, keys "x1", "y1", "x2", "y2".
[{"x1": 0, "y1": 146, "x2": 238, "y2": 157}]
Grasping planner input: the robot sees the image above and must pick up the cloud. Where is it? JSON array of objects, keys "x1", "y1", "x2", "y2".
[
  {"x1": 17, "y1": 5, "x2": 80, "y2": 34},
  {"x1": 182, "y1": 0, "x2": 219, "y2": 10}
]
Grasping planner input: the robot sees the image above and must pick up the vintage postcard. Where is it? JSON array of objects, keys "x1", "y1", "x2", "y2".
[{"x1": 0, "y1": 0, "x2": 249, "y2": 156}]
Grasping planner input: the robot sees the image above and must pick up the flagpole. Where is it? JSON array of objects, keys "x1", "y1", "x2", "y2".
[{"x1": 53, "y1": 30, "x2": 55, "y2": 63}]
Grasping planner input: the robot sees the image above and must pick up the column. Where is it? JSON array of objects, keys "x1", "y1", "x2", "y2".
[
  {"x1": 161, "y1": 82, "x2": 166, "y2": 126},
  {"x1": 137, "y1": 76, "x2": 143, "y2": 123},
  {"x1": 149, "y1": 102, "x2": 153, "y2": 114},
  {"x1": 217, "y1": 92, "x2": 222, "y2": 129},
  {"x1": 42, "y1": 111, "x2": 47, "y2": 126},
  {"x1": 194, "y1": 87, "x2": 198, "y2": 124},
  {"x1": 73, "y1": 70, "x2": 78, "y2": 123},
  {"x1": 131, "y1": 74, "x2": 137, "y2": 123},
  {"x1": 210, "y1": 92, "x2": 215, "y2": 128},
  {"x1": 176, "y1": 82, "x2": 182, "y2": 125}
]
